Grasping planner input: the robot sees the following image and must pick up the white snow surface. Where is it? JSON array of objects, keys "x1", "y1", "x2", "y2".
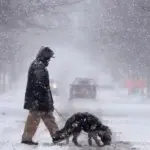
[{"x1": 0, "y1": 89, "x2": 150, "y2": 150}]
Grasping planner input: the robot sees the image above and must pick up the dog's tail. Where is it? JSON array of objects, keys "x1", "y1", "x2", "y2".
[{"x1": 55, "y1": 123, "x2": 72, "y2": 141}]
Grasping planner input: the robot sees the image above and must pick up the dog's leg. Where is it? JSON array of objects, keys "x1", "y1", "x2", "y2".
[
  {"x1": 91, "y1": 133, "x2": 101, "y2": 147},
  {"x1": 97, "y1": 132, "x2": 105, "y2": 146},
  {"x1": 72, "y1": 132, "x2": 82, "y2": 147},
  {"x1": 88, "y1": 133, "x2": 93, "y2": 146},
  {"x1": 66, "y1": 137, "x2": 69, "y2": 145}
]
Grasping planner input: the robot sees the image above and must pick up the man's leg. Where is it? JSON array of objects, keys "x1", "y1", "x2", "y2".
[
  {"x1": 21, "y1": 110, "x2": 40, "y2": 145},
  {"x1": 41, "y1": 111, "x2": 59, "y2": 140}
]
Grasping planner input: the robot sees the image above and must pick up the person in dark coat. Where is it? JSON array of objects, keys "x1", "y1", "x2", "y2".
[{"x1": 21, "y1": 46, "x2": 59, "y2": 145}]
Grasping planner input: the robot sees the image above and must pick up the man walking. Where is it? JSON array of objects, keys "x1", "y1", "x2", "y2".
[{"x1": 21, "y1": 46, "x2": 59, "y2": 145}]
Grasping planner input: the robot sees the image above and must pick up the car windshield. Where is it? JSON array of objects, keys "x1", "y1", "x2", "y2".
[{"x1": 74, "y1": 79, "x2": 94, "y2": 85}]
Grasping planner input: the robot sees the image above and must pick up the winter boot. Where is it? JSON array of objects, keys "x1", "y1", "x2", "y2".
[
  {"x1": 52, "y1": 136, "x2": 65, "y2": 144},
  {"x1": 21, "y1": 140, "x2": 38, "y2": 145}
]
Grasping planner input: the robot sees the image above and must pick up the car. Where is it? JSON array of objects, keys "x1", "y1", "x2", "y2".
[
  {"x1": 69, "y1": 77, "x2": 97, "y2": 100},
  {"x1": 50, "y1": 79, "x2": 59, "y2": 96}
]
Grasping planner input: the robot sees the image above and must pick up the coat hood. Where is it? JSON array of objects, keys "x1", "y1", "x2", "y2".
[{"x1": 36, "y1": 46, "x2": 55, "y2": 62}]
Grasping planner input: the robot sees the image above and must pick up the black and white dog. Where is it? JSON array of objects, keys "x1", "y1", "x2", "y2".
[{"x1": 53, "y1": 112, "x2": 112, "y2": 147}]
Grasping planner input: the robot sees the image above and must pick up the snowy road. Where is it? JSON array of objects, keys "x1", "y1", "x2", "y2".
[{"x1": 0, "y1": 90, "x2": 150, "y2": 150}]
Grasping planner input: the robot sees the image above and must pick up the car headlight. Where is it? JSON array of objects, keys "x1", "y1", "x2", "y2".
[{"x1": 51, "y1": 83, "x2": 57, "y2": 89}]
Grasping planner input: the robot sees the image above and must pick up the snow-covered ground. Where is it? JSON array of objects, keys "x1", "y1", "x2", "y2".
[{"x1": 0, "y1": 89, "x2": 150, "y2": 150}]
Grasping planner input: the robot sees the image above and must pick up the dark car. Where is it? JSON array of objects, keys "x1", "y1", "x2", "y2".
[
  {"x1": 50, "y1": 79, "x2": 59, "y2": 96},
  {"x1": 69, "y1": 77, "x2": 97, "y2": 100}
]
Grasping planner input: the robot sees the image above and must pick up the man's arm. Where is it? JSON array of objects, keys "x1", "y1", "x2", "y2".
[
  {"x1": 48, "y1": 86, "x2": 54, "y2": 104},
  {"x1": 34, "y1": 64, "x2": 51, "y2": 89},
  {"x1": 34, "y1": 65, "x2": 54, "y2": 108},
  {"x1": 34, "y1": 65, "x2": 49, "y2": 84}
]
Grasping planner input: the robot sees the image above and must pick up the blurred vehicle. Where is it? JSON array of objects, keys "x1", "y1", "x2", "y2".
[
  {"x1": 50, "y1": 79, "x2": 59, "y2": 96},
  {"x1": 69, "y1": 77, "x2": 97, "y2": 100}
]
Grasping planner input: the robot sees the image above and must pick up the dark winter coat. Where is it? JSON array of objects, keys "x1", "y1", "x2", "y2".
[{"x1": 24, "y1": 47, "x2": 54, "y2": 112}]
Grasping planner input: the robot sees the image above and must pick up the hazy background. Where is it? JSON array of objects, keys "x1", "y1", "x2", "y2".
[{"x1": 0, "y1": 0, "x2": 150, "y2": 93}]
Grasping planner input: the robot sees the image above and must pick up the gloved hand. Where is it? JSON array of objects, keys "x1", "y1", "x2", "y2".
[{"x1": 51, "y1": 105, "x2": 54, "y2": 112}]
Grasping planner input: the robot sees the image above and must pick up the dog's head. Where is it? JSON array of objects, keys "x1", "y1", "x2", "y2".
[
  {"x1": 98, "y1": 125, "x2": 112, "y2": 146},
  {"x1": 100, "y1": 132, "x2": 112, "y2": 145},
  {"x1": 101, "y1": 125, "x2": 112, "y2": 134}
]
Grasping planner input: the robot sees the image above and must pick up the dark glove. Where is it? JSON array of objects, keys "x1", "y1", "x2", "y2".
[
  {"x1": 51, "y1": 105, "x2": 54, "y2": 112},
  {"x1": 48, "y1": 89, "x2": 54, "y2": 112},
  {"x1": 48, "y1": 101, "x2": 54, "y2": 112}
]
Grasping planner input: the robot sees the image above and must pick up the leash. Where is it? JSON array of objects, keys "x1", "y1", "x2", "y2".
[
  {"x1": 54, "y1": 108, "x2": 67, "y2": 122},
  {"x1": 44, "y1": 108, "x2": 67, "y2": 132},
  {"x1": 54, "y1": 108, "x2": 88, "y2": 136}
]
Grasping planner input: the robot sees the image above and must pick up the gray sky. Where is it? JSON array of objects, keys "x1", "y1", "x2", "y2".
[{"x1": 0, "y1": 0, "x2": 150, "y2": 82}]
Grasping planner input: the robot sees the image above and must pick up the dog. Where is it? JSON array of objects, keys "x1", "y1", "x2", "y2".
[{"x1": 53, "y1": 112, "x2": 112, "y2": 147}]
